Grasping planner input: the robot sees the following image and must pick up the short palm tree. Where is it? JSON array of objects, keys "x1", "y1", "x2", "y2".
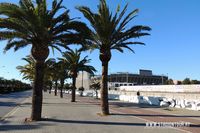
[
  {"x1": 0, "y1": 0, "x2": 89, "y2": 121},
  {"x1": 90, "y1": 78, "x2": 101, "y2": 99},
  {"x1": 60, "y1": 49, "x2": 96, "y2": 102},
  {"x1": 17, "y1": 55, "x2": 35, "y2": 81},
  {"x1": 51, "y1": 62, "x2": 60, "y2": 96},
  {"x1": 43, "y1": 58, "x2": 56, "y2": 92},
  {"x1": 57, "y1": 59, "x2": 69, "y2": 98},
  {"x1": 77, "y1": 0, "x2": 151, "y2": 115},
  {"x1": 17, "y1": 55, "x2": 56, "y2": 87}
]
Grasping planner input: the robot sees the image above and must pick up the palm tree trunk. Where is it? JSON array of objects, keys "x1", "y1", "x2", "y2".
[
  {"x1": 54, "y1": 80, "x2": 58, "y2": 96},
  {"x1": 31, "y1": 60, "x2": 45, "y2": 121},
  {"x1": 101, "y1": 61, "x2": 109, "y2": 115},
  {"x1": 71, "y1": 76, "x2": 76, "y2": 102},
  {"x1": 60, "y1": 79, "x2": 64, "y2": 98},
  {"x1": 95, "y1": 89, "x2": 98, "y2": 99},
  {"x1": 49, "y1": 82, "x2": 52, "y2": 94}
]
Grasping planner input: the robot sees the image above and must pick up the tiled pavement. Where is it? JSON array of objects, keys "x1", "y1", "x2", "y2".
[
  {"x1": 0, "y1": 92, "x2": 199, "y2": 133},
  {"x1": 78, "y1": 96, "x2": 200, "y2": 133}
]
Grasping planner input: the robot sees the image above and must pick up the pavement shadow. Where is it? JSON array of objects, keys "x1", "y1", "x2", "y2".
[
  {"x1": 0, "y1": 123, "x2": 49, "y2": 131},
  {"x1": 0, "y1": 101, "x2": 31, "y2": 107},
  {"x1": 189, "y1": 124, "x2": 200, "y2": 128},
  {"x1": 19, "y1": 102, "x2": 31, "y2": 107},
  {"x1": 110, "y1": 101, "x2": 161, "y2": 108},
  {"x1": 43, "y1": 118, "x2": 146, "y2": 127},
  {"x1": 0, "y1": 91, "x2": 32, "y2": 99},
  {"x1": 0, "y1": 125, "x2": 38, "y2": 131},
  {"x1": 42, "y1": 102, "x2": 70, "y2": 105},
  {"x1": 111, "y1": 113, "x2": 200, "y2": 118},
  {"x1": 0, "y1": 101, "x2": 17, "y2": 107}
]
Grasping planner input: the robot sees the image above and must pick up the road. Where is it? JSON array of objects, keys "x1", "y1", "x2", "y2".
[{"x1": 0, "y1": 90, "x2": 32, "y2": 119}]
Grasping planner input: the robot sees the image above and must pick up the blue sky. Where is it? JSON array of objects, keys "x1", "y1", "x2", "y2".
[{"x1": 0, "y1": 0, "x2": 200, "y2": 82}]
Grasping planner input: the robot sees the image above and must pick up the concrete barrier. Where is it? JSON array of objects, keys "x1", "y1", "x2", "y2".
[
  {"x1": 108, "y1": 85, "x2": 200, "y2": 111},
  {"x1": 82, "y1": 85, "x2": 200, "y2": 111}
]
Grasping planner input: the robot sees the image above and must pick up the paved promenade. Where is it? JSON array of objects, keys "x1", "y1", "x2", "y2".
[
  {"x1": 0, "y1": 92, "x2": 199, "y2": 133},
  {"x1": 0, "y1": 90, "x2": 32, "y2": 119}
]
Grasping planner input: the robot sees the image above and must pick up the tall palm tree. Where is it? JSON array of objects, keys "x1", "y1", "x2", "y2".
[
  {"x1": 60, "y1": 49, "x2": 96, "y2": 102},
  {"x1": 77, "y1": 0, "x2": 151, "y2": 115},
  {"x1": 0, "y1": 0, "x2": 89, "y2": 121}
]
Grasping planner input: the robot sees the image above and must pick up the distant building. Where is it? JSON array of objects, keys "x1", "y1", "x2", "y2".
[
  {"x1": 76, "y1": 69, "x2": 168, "y2": 90},
  {"x1": 108, "y1": 70, "x2": 168, "y2": 90},
  {"x1": 76, "y1": 71, "x2": 91, "y2": 90},
  {"x1": 173, "y1": 80, "x2": 182, "y2": 85},
  {"x1": 139, "y1": 69, "x2": 152, "y2": 76}
]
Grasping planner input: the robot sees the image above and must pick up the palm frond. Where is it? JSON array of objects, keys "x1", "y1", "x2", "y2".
[
  {"x1": 61, "y1": 49, "x2": 96, "y2": 78},
  {"x1": 4, "y1": 40, "x2": 30, "y2": 52},
  {"x1": 0, "y1": 0, "x2": 88, "y2": 53},
  {"x1": 77, "y1": 0, "x2": 151, "y2": 57}
]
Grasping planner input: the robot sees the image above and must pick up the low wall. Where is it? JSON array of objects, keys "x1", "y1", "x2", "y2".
[
  {"x1": 119, "y1": 85, "x2": 200, "y2": 93},
  {"x1": 108, "y1": 85, "x2": 200, "y2": 111},
  {"x1": 110, "y1": 91, "x2": 200, "y2": 101}
]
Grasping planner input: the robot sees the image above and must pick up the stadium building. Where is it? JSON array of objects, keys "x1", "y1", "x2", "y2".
[
  {"x1": 76, "y1": 69, "x2": 168, "y2": 90},
  {"x1": 108, "y1": 70, "x2": 168, "y2": 90}
]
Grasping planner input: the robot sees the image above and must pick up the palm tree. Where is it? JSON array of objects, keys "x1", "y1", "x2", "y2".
[
  {"x1": 0, "y1": 0, "x2": 89, "y2": 121},
  {"x1": 17, "y1": 55, "x2": 56, "y2": 84},
  {"x1": 51, "y1": 62, "x2": 60, "y2": 96},
  {"x1": 43, "y1": 58, "x2": 56, "y2": 92},
  {"x1": 57, "y1": 59, "x2": 69, "y2": 98},
  {"x1": 90, "y1": 78, "x2": 101, "y2": 99},
  {"x1": 17, "y1": 55, "x2": 35, "y2": 81},
  {"x1": 77, "y1": 0, "x2": 151, "y2": 115},
  {"x1": 60, "y1": 49, "x2": 96, "y2": 102}
]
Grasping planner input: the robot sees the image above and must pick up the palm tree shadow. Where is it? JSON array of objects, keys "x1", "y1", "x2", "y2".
[
  {"x1": 42, "y1": 118, "x2": 146, "y2": 127},
  {"x1": 0, "y1": 116, "x2": 51, "y2": 131},
  {"x1": 42, "y1": 118, "x2": 200, "y2": 128},
  {"x1": 0, "y1": 125, "x2": 38, "y2": 131},
  {"x1": 0, "y1": 91, "x2": 31, "y2": 99},
  {"x1": 111, "y1": 113, "x2": 200, "y2": 118},
  {"x1": 110, "y1": 101, "x2": 161, "y2": 108},
  {"x1": 0, "y1": 102, "x2": 17, "y2": 107}
]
